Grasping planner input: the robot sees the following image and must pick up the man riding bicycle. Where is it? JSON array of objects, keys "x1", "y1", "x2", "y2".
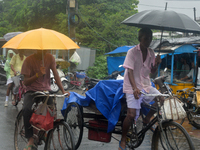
[
  {"x1": 5, "y1": 50, "x2": 26, "y2": 106},
  {"x1": 119, "y1": 28, "x2": 164, "y2": 150},
  {"x1": 21, "y1": 50, "x2": 69, "y2": 150}
]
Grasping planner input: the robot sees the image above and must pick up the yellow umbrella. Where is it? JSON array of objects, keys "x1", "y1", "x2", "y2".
[{"x1": 2, "y1": 28, "x2": 80, "y2": 50}]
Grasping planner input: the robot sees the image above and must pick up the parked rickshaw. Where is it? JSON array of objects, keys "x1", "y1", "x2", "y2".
[
  {"x1": 154, "y1": 44, "x2": 198, "y2": 94},
  {"x1": 62, "y1": 79, "x2": 194, "y2": 150}
]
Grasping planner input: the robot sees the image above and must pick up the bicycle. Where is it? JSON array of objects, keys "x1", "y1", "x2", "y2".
[
  {"x1": 11, "y1": 74, "x2": 26, "y2": 106},
  {"x1": 66, "y1": 71, "x2": 87, "y2": 90},
  {"x1": 176, "y1": 87, "x2": 200, "y2": 129},
  {"x1": 125, "y1": 91, "x2": 195, "y2": 150},
  {"x1": 64, "y1": 89, "x2": 195, "y2": 149},
  {"x1": 14, "y1": 91, "x2": 75, "y2": 150}
]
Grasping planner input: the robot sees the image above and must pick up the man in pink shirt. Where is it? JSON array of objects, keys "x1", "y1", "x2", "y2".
[
  {"x1": 21, "y1": 50, "x2": 69, "y2": 150},
  {"x1": 119, "y1": 28, "x2": 162, "y2": 150}
]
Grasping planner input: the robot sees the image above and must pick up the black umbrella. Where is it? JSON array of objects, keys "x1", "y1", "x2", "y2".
[
  {"x1": 122, "y1": 10, "x2": 200, "y2": 52},
  {"x1": 3, "y1": 31, "x2": 23, "y2": 41},
  {"x1": 122, "y1": 10, "x2": 200, "y2": 33}
]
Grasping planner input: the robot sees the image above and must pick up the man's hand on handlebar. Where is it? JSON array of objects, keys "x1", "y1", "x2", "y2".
[
  {"x1": 133, "y1": 88, "x2": 141, "y2": 99},
  {"x1": 63, "y1": 91, "x2": 70, "y2": 97}
]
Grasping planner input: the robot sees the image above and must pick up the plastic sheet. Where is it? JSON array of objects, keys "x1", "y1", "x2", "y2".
[{"x1": 61, "y1": 80, "x2": 124, "y2": 132}]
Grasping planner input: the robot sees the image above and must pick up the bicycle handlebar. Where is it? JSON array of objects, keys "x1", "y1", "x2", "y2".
[
  {"x1": 140, "y1": 91, "x2": 169, "y2": 97},
  {"x1": 32, "y1": 91, "x2": 69, "y2": 97}
]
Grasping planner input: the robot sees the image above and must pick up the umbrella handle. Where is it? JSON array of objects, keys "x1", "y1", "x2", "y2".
[{"x1": 42, "y1": 50, "x2": 44, "y2": 66}]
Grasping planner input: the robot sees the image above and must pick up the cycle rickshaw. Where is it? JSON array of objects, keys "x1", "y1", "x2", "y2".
[{"x1": 63, "y1": 80, "x2": 194, "y2": 150}]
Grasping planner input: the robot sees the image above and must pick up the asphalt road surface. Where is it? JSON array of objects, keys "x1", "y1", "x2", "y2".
[{"x1": 0, "y1": 84, "x2": 200, "y2": 150}]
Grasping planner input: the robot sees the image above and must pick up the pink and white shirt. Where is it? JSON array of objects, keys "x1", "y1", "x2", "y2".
[{"x1": 123, "y1": 44, "x2": 155, "y2": 94}]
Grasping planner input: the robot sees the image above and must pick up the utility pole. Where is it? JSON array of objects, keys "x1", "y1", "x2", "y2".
[
  {"x1": 66, "y1": 0, "x2": 78, "y2": 71},
  {"x1": 165, "y1": 2, "x2": 168, "y2": 10},
  {"x1": 67, "y1": 0, "x2": 76, "y2": 40},
  {"x1": 194, "y1": 7, "x2": 196, "y2": 21}
]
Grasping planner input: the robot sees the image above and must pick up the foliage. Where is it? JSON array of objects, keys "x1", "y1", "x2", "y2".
[
  {"x1": 76, "y1": 0, "x2": 139, "y2": 54},
  {"x1": 1, "y1": 0, "x2": 139, "y2": 48},
  {"x1": 0, "y1": 0, "x2": 67, "y2": 36},
  {"x1": 86, "y1": 55, "x2": 108, "y2": 79},
  {"x1": 0, "y1": 0, "x2": 140, "y2": 78}
]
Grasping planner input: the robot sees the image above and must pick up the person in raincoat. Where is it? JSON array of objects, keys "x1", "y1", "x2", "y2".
[{"x1": 4, "y1": 50, "x2": 16, "y2": 107}]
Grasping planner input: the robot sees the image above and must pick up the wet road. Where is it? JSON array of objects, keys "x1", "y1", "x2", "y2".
[{"x1": 0, "y1": 84, "x2": 200, "y2": 149}]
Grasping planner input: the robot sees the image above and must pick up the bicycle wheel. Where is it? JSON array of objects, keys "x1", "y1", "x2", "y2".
[
  {"x1": 45, "y1": 120, "x2": 75, "y2": 150},
  {"x1": 68, "y1": 81, "x2": 75, "y2": 90},
  {"x1": 187, "y1": 110, "x2": 200, "y2": 129},
  {"x1": 14, "y1": 110, "x2": 28, "y2": 150},
  {"x1": 152, "y1": 121, "x2": 194, "y2": 150},
  {"x1": 11, "y1": 92, "x2": 19, "y2": 106},
  {"x1": 67, "y1": 73, "x2": 76, "y2": 90},
  {"x1": 64, "y1": 102, "x2": 83, "y2": 149}
]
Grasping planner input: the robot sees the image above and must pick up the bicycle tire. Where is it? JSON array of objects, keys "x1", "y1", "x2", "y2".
[
  {"x1": 45, "y1": 120, "x2": 75, "y2": 150},
  {"x1": 67, "y1": 73, "x2": 76, "y2": 90},
  {"x1": 151, "y1": 121, "x2": 195, "y2": 150},
  {"x1": 68, "y1": 82, "x2": 75, "y2": 90},
  {"x1": 187, "y1": 111, "x2": 200, "y2": 129},
  {"x1": 14, "y1": 110, "x2": 28, "y2": 150},
  {"x1": 64, "y1": 102, "x2": 83, "y2": 149},
  {"x1": 11, "y1": 92, "x2": 19, "y2": 106}
]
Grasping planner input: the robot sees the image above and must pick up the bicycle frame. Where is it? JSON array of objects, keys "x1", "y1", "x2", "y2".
[
  {"x1": 11, "y1": 75, "x2": 26, "y2": 106},
  {"x1": 128, "y1": 94, "x2": 177, "y2": 150},
  {"x1": 18, "y1": 80, "x2": 26, "y2": 100}
]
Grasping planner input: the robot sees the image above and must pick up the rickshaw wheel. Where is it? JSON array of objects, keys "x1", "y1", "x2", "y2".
[{"x1": 64, "y1": 102, "x2": 83, "y2": 149}]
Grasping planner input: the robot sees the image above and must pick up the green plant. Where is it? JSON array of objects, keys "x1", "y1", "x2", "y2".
[{"x1": 86, "y1": 55, "x2": 108, "y2": 79}]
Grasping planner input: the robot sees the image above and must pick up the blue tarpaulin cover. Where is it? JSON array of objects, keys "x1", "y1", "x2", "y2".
[
  {"x1": 107, "y1": 56, "x2": 125, "y2": 75},
  {"x1": 61, "y1": 80, "x2": 124, "y2": 133},
  {"x1": 105, "y1": 46, "x2": 135, "y2": 55}
]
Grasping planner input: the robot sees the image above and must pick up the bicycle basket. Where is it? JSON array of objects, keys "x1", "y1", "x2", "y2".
[{"x1": 30, "y1": 95, "x2": 55, "y2": 131}]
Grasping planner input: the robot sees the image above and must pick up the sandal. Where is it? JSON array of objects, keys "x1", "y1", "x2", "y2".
[
  {"x1": 119, "y1": 141, "x2": 126, "y2": 150},
  {"x1": 24, "y1": 145, "x2": 37, "y2": 150}
]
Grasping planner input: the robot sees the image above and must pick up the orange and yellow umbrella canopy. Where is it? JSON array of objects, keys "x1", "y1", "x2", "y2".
[{"x1": 2, "y1": 28, "x2": 80, "y2": 50}]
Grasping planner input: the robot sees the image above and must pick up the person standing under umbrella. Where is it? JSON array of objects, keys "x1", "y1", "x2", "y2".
[
  {"x1": 21, "y1": 50, "x2": 70, "y2": 150},
  {"x1": 119, "y1": 28, "x2": 163, "y2": 150},
  {"x1": 4, "y1": 49, "x2": 16, "y2": 107}
]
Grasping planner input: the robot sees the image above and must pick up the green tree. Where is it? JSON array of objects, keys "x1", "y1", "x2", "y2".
[
  {"x1": 0, "y1": 0, "x2": 68, "y2": 35},
  {"x1": 86, "y1": 55, "x2": 108, "y2": 79},
  {"x1": 0, "y1": 0, "x2": 140, "y2": 77},
  {"x1": 76, "y1": 0, "x2": 139, "y2": 54}
]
